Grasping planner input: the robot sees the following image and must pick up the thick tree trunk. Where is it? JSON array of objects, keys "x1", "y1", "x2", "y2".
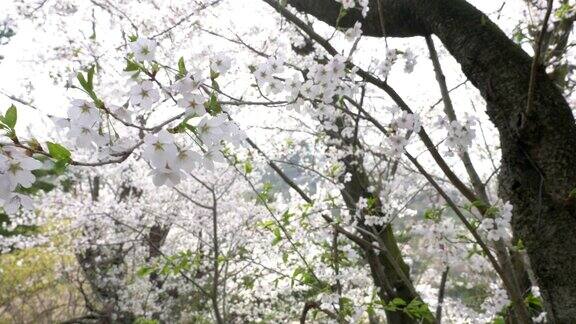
[{"x1": 283, "y1": 0, "x2": 576, "y2": 321}]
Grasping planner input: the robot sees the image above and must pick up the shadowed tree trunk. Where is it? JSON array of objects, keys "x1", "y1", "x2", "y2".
[
  {"x1": 279, "y1": 0, "x2": 576, "y2": 321},
  {"x1": 77, "y1": 178, "x2": 175, "y2": 323},
  {"x1": 76, "y1": 177, "x2": 137, "y2": 323},
  {"x1": 323, "y1": 111, "x2": 425, "y2": 323}
]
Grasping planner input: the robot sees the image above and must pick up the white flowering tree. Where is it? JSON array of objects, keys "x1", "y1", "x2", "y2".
[{"x1": 0, "y1": 0, "x2": 574, "y2": 323}]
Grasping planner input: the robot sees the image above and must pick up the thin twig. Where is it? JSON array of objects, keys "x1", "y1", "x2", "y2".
[
  {"x1": 435, "y1": 267, "x2": 449, "y2": 324},
  {"x1": 526, "y1": 0, "x2": 553, "y2": 115}
]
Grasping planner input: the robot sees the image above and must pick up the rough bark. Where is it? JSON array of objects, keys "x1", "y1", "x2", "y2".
[{"x1": 284, "y1": 0, "x2": 576, "y2": 321}]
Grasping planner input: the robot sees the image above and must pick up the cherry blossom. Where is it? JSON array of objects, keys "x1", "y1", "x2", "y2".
[
  {"x1": 345, "y1": 21, "x2": 362, "y2": 41},
  {"x1": 177, "y1": 93, "x2": 206, "y2": 116},
  {"x1": 129, "y1": 37, "x2": 157, "y2": 62},
  {"x1": 67, "y1": 99, "x2": 101, "y2": 127},
  {"x1": 129, "y1": 80, "x2": 160, "y2": 110},
  {"x1": 0, "y1": 148, "x2": 43, "y2": 190},
  {"x1": 141, "y1": 130, "x2": 179, "y2": 169},
  {"x1": 210, "y1": 53, "x2": 232, "y2": 74}
]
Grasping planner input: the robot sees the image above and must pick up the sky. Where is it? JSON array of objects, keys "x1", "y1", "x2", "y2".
[
  {"x1": 0, "y1": 0, "x2": 528, "y2": 116},
  {"x1": 0, "y1": 0, "x2": 530, "y2": 182}
]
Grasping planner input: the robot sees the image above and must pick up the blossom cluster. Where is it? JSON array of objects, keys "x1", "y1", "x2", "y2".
[
  {"x1": 0, "y1": 147, "x2": 43, "y2": 214},
  {"x1": 479, "y1": 202, "x2": 513, "y2": 242},
  {"x1": 66, "y1": 99, "x2": 106, "y2": 148},
  {"x1": 435, "y1": 117, "x2": 477, "y2": 154},
  {"x1": 64, "y1": 38, "x2": 245, "y2": 188},
  {"x1": 253, "y1": 54, "x2": 355, "y2": 112},
  {"x1": 336, "y1": 0, "x2": 370, "y2": 16},
  {"x1": 384, "y1": 110, "x2": 421, "y2": 157}
]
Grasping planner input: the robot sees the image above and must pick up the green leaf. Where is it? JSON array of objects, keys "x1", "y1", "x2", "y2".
[
  {"x1": 390, "y1": 297, "x2": 407, "y2": 307},
  {"x1": 525, "y1": 293, "x2": 543, "y2": 310},
  {"x1": 136, "y1": 266, "x2": 154, "y2": 277},
  {"x1": 568, "y1": 188, "x2": 576, "y2": 199},
  {"x1": 134, "y1": 317, "x2": 159, "y2": 324},
  {"x1": 124, "y1": 59, "x2": 141, "y2": 72},
  {"x1": 243, "y1": 276, "x2": 255, "y2": 289},
  {"x1": 207, "y1": 93, "x2": 222, "y2": 115},
  {"x1": 244, "y1": 161, "x2": 253, "y2": 174},
  {"x1": 340, "y1": 297, "x2": 354, "y2": 317},
  {"x1": 210, "y1": 69, "x2": 220, "y2": 80},
  {"x1": 383, "y1": 297, "x2": 407, "y2": 311},
  {"x1": 492, "y1": 316, "x2": 505, "y2": 324},
  {"x1": 513, "y1": 239, "x2": 525, "y2": 252},
  {"x1": 405, "y1": 299, "x2": 434, "y2": 321},
  {"x1": 77, "y1": 73, "x2": 89, "y2": 92},
  {"x1": 209, "y1": 68, "x2": 221, "y2": 91},
  {"x1": 281, "y1": 210, "x2": 292, "y2": 224},
  {"x1": 335, "y1": 7, "x2": 348, "y2": 28},
  {"x1": 33, "y1": 181, "x2": 56, "y2": 193},
  {"x1": 53, "y1": 160, "x2": 70, "y2": 175},
  {"x1": 256, "y1": 219, "x2": 275, "y2": 230},
  {"x1": 77, "y1": 70, "x2": 101, "y2": 105},
  {"x1": 87, "y1": 65, "x2": 95, "y2": 90},
  {"x1": 291, "y1": 266, "x2": 304, "y2": 286},
  {"x1": 4, "y1": 104, "x2": 17, "y2": 129},
  {"x1": 556, "y1": 3, "x2": 574, "y2": 19},
  {"x1": 177, "y1": 57, "x2": 187, "y2": 79},
  {"x1": 47, "y1": 142, "x2": 71, "y2": 163},
  {"x1": 424, "y1": 207, "x2": 442, "y2": 221},
  {"x1": 513, "y1": 27, "x2": 525, "y2": 44},
  {"x1": 272, "y1": 227, "x2": 282, "y2": 246}
]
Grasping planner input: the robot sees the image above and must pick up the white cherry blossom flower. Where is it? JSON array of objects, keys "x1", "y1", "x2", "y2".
[
  {"x1": 337, "y1": 0, "x2": 356, "y2": 9},
  {"x1": 265, "y1": 78, "x2": 283, "y2": 95},
  {"x1": 109, "y1": 104, "x2": 132, "y2": 123},
  {"x1": 393, "y1": 111, "x2": 421, "y2": 133},
  {"x1": 387, "y1": 134, "x2": 407, "y2": 157},
  {"x1": 219, "y1": 122, "x2": 246, "y2": 146},
  {"x1": 345, "y1": 22, "x2": 363, "y2": 41},
  {"x1": 150, "y1": 167, "x2": 183, "y2": 187},
  {"x1": 1, "y1": 192, "x2": 34, "y2": 214},
  {"x1": 130, "y1": 80, "x2": 160, "y2": 110},
  {"x1": 173, "y1": 149, "x2": 202, "y2": 172},
  {"x1": 195, "y1": 115, "x2": 227, "y2": 145},
  {"x1": 129, "y1": 37, "x2": 157, "y2": 62},
  {"x1": 266, "y1": 56, "x2": 285, "y2": 74},
  {"x1": 68, "y1": 99, "x2": 101, "y2": 127},
  {"x1": 142, "y1": 130, "x2": 178, "y2": 168},
  {"x1": 254, "y1": 65, "x2": 274, "y2": 85},
  {"x1": 68, "y1": 124, "x2": 106, "y2": 149},
  {"x1": 2, "y1": 153, "x2": 43, "y2": 190},
  {"x1": 210, "y1": 53, "x2": 232, "y2": 74},
  {"x1": 177, "y1": 93, "x2": 206, "y2": 116},
  {"x1": 359, "y1": 0, "x2": 370, "y2": 16},
  {"x1": 446, "y1": 119, "x2": 476, "y2": 153},
  {"x1": 200, "y1": 146, "x2": 226, "y2": 170},
  {"x1": 377, "y1": 49, "x2": 398, "y2": 79},
  {"x1": 403, "y1": 48, "x2": 417, "y2": 73},
  {"x1": 173, "y1": 70, "x2": 205, "y2": 94},
  {"x1": 284, "y1": 74, "x2": 302, "y2": 100}
]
